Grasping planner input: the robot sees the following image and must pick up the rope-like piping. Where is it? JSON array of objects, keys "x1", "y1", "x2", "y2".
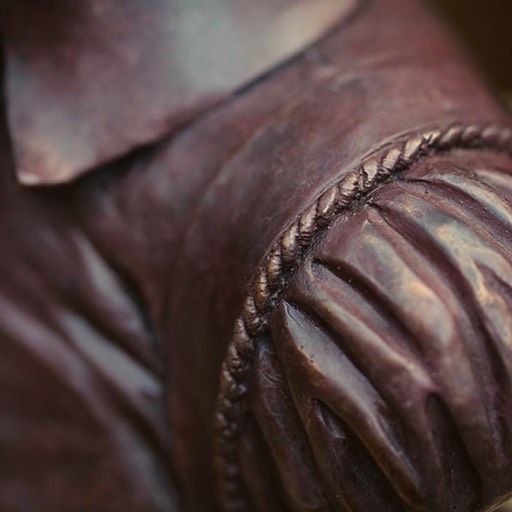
[{"x1": 213, "y1": 122, "x2": 512, "y2": 511}]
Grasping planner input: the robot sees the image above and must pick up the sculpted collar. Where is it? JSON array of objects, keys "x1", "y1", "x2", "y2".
[{"x1": 2, "y1": 0, "x2": 357, "y2": 186}]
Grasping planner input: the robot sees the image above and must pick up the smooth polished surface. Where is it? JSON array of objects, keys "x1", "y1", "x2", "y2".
[{"x1": 2, "y1": 0, "x2": 357, "y2": 185}]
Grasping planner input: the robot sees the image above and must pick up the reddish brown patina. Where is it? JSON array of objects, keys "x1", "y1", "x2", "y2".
[{"x1": 0, "y1": 0, "x2": 511, "y2": 511}]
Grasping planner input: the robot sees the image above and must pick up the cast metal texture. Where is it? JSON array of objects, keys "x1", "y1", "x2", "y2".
[{"x1": 214, "y1": 121, "x2": 512, "y2": 511}]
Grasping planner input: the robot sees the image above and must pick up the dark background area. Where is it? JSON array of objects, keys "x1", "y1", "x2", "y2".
[{"x1": 426, "y1": 0, "x2": 512, "y2": 93}]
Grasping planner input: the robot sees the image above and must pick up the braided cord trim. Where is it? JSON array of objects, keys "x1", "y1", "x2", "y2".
[{"x1": 213, "y1": 122, "x2": 512, "y2": 511}]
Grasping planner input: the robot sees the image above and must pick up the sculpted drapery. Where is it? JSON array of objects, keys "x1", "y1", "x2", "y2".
[{"x1": 0, "y1": 1, "x2": 512, "y2": 511}]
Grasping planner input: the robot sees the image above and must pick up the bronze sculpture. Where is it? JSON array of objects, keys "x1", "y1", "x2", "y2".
[{"x1": 1, "y1": 0, "x2": 512, "y2": 511}]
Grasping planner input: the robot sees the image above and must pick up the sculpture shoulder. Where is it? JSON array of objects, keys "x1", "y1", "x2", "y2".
[{"x1": 234, "y1": 150, "x2": 512, "y2": 511}]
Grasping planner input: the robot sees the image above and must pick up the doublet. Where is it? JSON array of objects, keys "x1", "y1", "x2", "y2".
[{"x1": 1, "y1": 0, "x2": 512, "y2": 511}]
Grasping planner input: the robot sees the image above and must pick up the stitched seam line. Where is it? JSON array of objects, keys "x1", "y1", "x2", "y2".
[{"x1": 213, "y1": 121, "x2": 512, "y2": 512}]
